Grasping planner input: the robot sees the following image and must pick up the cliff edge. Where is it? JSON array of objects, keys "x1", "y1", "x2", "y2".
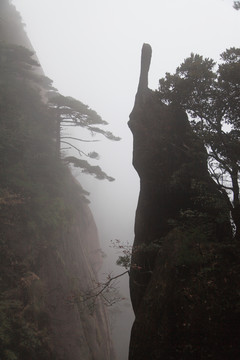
[{"x1": 0, "y1": 2, "x2": 115, "y2": 359}]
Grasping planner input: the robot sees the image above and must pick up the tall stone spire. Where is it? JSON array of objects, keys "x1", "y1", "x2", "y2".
[{"x1": 137, "y1": 43, "x2": 152, "y2": 93}]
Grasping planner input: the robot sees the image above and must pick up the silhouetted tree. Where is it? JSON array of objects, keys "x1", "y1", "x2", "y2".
[
  {"x1": 233, "y1": 1, "x2": 240, "y2": 10},
  {"x1": 48, "y1": 93, "x2": 120, "y2": 181},
  {"x1": 158, "y1": 48, "x2": 240, "y2": 239},
  {"x1": 0, "y1": 43, "x2": 120, "y2": 182}
]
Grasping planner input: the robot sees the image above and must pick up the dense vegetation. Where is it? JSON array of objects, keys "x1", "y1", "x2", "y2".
[{"x1": 158, "y1": 47, "x2": 240, "y2": 239}]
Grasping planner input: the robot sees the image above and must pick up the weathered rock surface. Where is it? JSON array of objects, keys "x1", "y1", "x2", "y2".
[
  {"x1": 38, "y1": 180, "x2": 115, "y2": 360},
  {"x1": 128, "y1": 44, "x2": 240, "y2": 359}
]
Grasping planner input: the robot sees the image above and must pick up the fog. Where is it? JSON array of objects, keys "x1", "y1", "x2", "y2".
[{"x1": 11, "y1": 0, "x2": 240, "y2": 359}]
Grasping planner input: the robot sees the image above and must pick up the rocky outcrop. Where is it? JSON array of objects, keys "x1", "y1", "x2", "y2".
[
  {"x1": 1, "y1": 170, "x2": 115, "y2": 360},
  {"x1": 128, "y1": 44, "x2": 240, "y2": 359}
]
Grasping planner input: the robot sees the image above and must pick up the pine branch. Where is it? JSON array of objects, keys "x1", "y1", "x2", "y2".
[{"x1": 61, "y1": 136, "x2": 99, "y2": 143}]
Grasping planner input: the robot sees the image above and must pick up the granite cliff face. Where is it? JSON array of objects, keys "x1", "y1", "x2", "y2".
[
  {"x1": 36, "y1": 180, "x2": 114, "y2": 360},
  {"x1": 0, "y1": 2, "x2": 115, "y2": 359},
  {"x1": 128, "y1": 44, "x2": 240, "y2": 359}
]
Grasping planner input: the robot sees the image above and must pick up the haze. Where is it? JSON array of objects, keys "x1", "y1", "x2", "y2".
[{"x1": 11, "y1": 0, "x2": 240, "y2": 359}]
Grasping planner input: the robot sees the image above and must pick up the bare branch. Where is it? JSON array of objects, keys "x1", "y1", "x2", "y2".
[
  {"x1": 60, "y1": 141, "x2": 87, "y2": 156},
  {"x1": 84, "y1": 270, "x2": 129, "y2": 301},
  {"x1": 61, "y1": 136, "x2": 99, "y2": 143}
]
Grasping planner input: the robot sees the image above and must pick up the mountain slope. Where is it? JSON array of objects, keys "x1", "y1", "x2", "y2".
[{"x1": 0, "y1": 2, "x2": 115, "y2": 359}]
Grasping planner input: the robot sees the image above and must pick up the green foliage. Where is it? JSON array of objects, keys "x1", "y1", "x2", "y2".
[
  {"x1": 116, "y1": 255, "x2": 131, "y2": 269},
  {"x1": 158, "y1": 53, "x2": 216, "y2": 109},
  {"x1": 158, "y1": 47, "x2": 240, "y2": 239},
  {"x1": 111, "y1": 239, "x2": 132, "y2": 270},
  {"x1": 113, "y1": 239, "x2": 161, "y2": 271}
]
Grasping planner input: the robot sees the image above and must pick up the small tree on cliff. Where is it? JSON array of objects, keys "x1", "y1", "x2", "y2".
[
  {"x1": 158, "y1": 47, "x2": 240, "y2": 239},
  {"x1": 0, "y1": 43, "x2": 120, "y2": 183},
  {"x1": 48, "y1": 93, "x2": 120, "y2": 181}
]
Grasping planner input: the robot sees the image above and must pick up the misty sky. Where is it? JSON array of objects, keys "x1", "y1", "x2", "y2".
[
  {"x1": 11, "y1": 0, "x2": 240, "y2": 242},
  {"x1": 12, "y1": 0, "x2": 240, "y2": 132},
  {"x1": 11, "y1": 1, "x2": 240, "y2": 359}
]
